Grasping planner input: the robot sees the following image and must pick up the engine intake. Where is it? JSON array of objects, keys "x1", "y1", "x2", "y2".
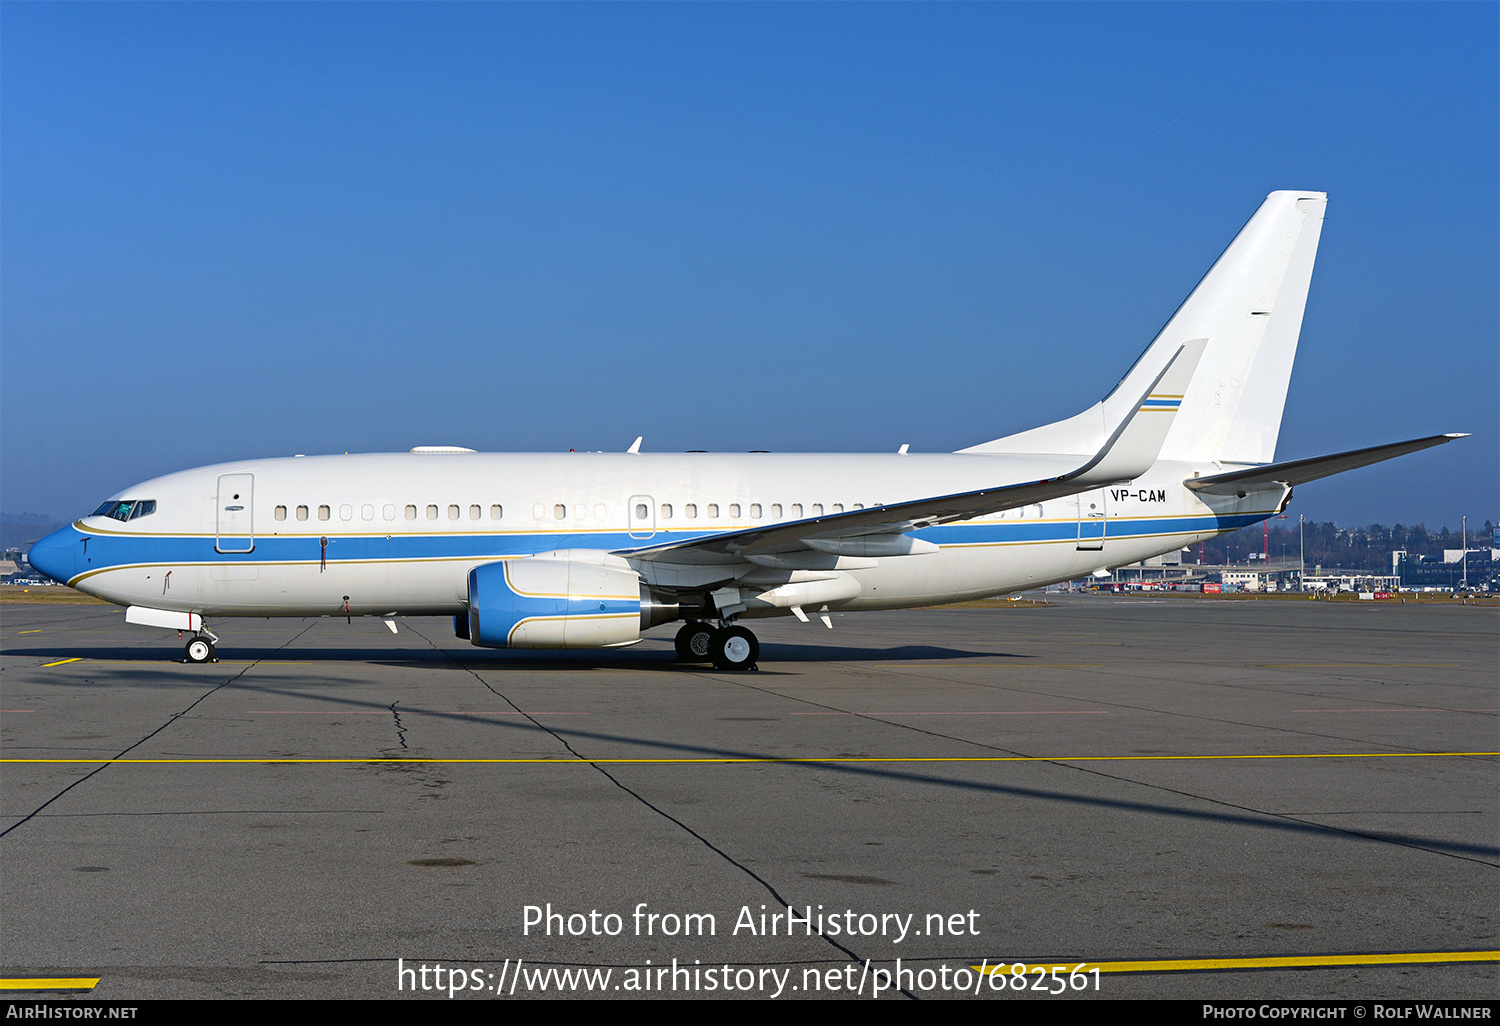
[{"x1": 467, "y1": 550, "x2": 670, "y2": 649}]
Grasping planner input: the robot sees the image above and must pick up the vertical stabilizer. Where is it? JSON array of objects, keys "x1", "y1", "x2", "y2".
[
  {"x1": 1157, "y1": 191, "x2": 1325, "y2": 464},
  {"x1": 962, "y1": 191, "x2": 1326, "y2": 465}
]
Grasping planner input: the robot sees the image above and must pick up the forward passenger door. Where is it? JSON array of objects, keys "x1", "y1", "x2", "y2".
[{"x1": 216, "y1": 474, "x2": 255, "y2": 553}]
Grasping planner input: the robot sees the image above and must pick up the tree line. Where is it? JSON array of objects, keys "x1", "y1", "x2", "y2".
[{"x1": 1197, "y1": 519, "x2": 1496, "y2": 571}]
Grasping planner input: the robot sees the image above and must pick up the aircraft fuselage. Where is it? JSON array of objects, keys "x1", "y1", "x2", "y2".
[{"x1": 39, "y1": 450, "x2": 1277, "y2": 619}]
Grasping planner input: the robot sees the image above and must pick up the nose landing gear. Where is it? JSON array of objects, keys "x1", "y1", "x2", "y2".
[{"x1": 183, "y1": 629, "x2": 219, "y2": 663}]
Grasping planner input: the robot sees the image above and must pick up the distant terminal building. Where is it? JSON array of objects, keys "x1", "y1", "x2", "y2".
[
  {"x1": 1106, "y1": 554, "x2": 1303, "y2": 592},
  {"x1": 1393, "y1": 549, "x2": 1497, "y2": 592},
  {"x1": 1300, "y1": 570, "x2": 1399, "y2": 594},
  {"x1": 1222, "y1": 568, "x2": 1302, "y2": 592}
]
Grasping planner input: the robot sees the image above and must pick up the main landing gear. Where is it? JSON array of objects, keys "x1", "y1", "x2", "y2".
[
  {"x1": 183, "y1": 629, "x2": 219, "y2": 664},
  {"x1": 674, "y1": 621, "x2": 759, "y2": 672}
]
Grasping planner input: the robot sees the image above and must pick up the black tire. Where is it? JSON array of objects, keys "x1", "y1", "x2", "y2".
[
  {"x1": 675, "y1": 621, "x2": 716, "y2": 662},
  {"x1": 710, "y1": 625, "x2": 759, "y2": 671},
  {"x1": 184, "y1": 637, "x2": 213, "y2": 663}
]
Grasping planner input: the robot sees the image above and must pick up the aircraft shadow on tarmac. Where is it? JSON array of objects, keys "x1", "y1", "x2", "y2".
[
  {"x1": 4, "y1": 642, "x2": 1016, "y2": 668},
  {"x1": 17, "y1": 669, "x2": 1495, "y2": 863}
]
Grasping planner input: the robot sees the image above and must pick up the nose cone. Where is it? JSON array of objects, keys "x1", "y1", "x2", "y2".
[{"x1": 27, "y1": 525, "x2": 78, "y2": 585}]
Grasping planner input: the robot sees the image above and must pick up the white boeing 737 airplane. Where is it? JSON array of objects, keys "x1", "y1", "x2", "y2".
[{"x1": 28, "y1": 191, "x2": 1462, "y2": 668}]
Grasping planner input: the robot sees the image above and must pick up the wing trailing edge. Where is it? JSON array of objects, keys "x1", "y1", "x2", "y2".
[{"x1": 1184, "y1": 433, "x2": 1467, "y2": 496}]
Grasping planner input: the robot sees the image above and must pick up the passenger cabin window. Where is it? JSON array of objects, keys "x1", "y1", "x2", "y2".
[
  {"x1": 426, "y1": 505, "x2": 438, "y2": 520},
  {"x1": 274, "y1": 505, "x2": 287, "y2": 521},
  {"x1": 491, "y1": 505, "x2": 504, "y2": 520},
  {"x1": 405, "y1": 505, "x2": 417, "y2": 520},
  {"x1": 708, "y1": 504, "x2": 719, "y2": 518},
  {"x1": 750, "y1": 503, "x2": 762, "y2": 519},
  {"x1": 384, "y1": 504, "x2": 396, "y2": 521},
  {"x1": 470, "y1": 504, "x2": 482, "y2": 520},
  {"x1": 729, "y1": 503, "x2": 741, "y2": 517},
  {"x1": 660, "y1": 504, "x2": 672, "y2": 520},
  {"x1": 296, "y1": 505, "x2": 309, "y2": 521},
  {"x1": 319, "y1": 505, "x2": 331, "y2": 521},
  {"x1": 790, "y1": 503, "x2": 802, "y2": 519},
  {"x1": 533, "y1": 504, "x2": 545, "y2": 519},
  {"x1": 448, "y1": 505, "x2": 460, "y2": 520},
  {"x1": 770, "y1": 503, "x2": 782, "y2": 519},
  {"x1": 553, "y1": 504, "x2": 566, "y2": 520},
  {"x1": 685, "y1": 504, "x2": 697, "y2": 519},
  {"x1": 634, "y1": 503, "x2": 648, "y2": 519},
  {"x1": 339, "y1": 505, "x2": 353, "y2": 521},
  {"x1": 832, "y1": 503, "x2": 844, "y2": 513},
  {"x1": 812, "y1": 503, "x2": 823, "y2": 516},
  {"x1": 361, "y1": 504, "x2": 375, "y2": 521}
]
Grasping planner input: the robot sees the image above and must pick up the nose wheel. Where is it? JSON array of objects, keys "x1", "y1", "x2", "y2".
[{"x1": 183, "y1": 634, "x2": 218, "y2": 663}]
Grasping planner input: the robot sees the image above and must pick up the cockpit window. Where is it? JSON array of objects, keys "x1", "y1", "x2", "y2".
[{"x1": 92, "y1": 499, "x2": 156, "y2": 522}]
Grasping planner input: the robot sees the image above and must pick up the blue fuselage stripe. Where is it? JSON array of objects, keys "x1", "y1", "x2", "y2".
[{"x1": 59, "y1": 511, "x2": 1272, "y2": 579}]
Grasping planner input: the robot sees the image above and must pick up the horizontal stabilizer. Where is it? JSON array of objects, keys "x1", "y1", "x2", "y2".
[{"x1": 1184, "y1": 433, "x2": 1466, "y2": 495}]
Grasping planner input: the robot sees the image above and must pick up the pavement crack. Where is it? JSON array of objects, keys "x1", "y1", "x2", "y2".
[
  {"x1": 389, "y1": 701, "x2": 409, "y2": 751},
  {"x1": 403, "y1": 623, "x2": 918, "y2": 999},
  {"x1": 0, "y1": 620, "x2": 320, "y2": 840}
]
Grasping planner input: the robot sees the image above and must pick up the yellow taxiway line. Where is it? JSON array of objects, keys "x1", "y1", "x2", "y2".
[{"x1": 977, "y1": 950, "x2": 1499, "y2": 974}]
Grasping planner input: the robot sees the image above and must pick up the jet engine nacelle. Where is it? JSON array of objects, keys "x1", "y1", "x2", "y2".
[{"x1": 467, "y1": 550, "x2": 675, "y2": 649}]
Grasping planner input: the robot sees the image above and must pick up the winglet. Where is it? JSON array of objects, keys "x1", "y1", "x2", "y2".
[
  {"x1": 1073, "y1": 338, "x2": 1206, "y2": 485},
  {"x1": 626, "y1": 436, "x2": 643, "y2": 454}
]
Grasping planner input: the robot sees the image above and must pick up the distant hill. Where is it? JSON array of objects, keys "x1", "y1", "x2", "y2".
[{"x1": 2, "y1": 513, "x2": 68, "y2": 551}]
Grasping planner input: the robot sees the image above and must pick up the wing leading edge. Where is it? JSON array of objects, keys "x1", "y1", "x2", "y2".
[{"x1": 620, "y1": 340, "x2": 1206, "y2": 566}]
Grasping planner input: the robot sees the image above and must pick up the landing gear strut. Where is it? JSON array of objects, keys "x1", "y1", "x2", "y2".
[{"x1": 183, "y1": 629, "x2": 219, "y2": 664}]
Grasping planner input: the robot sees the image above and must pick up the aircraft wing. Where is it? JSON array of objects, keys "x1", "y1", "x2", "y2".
[
  {"x1": 620, "y1": 341, "x2": 1205, "y2": 565},
  {"x1": 1184, "y1": 433, "x2": 1466, "y2": 496}
]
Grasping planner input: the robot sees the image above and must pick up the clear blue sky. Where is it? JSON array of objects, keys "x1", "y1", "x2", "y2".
[{"x1": 3, "y1": 3, "x2": 1496, "y2": 528}]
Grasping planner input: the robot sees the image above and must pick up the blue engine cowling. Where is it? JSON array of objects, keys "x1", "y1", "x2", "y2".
[{"x1": 467, "y1": 550, "x2": 671, "y2": 649}]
